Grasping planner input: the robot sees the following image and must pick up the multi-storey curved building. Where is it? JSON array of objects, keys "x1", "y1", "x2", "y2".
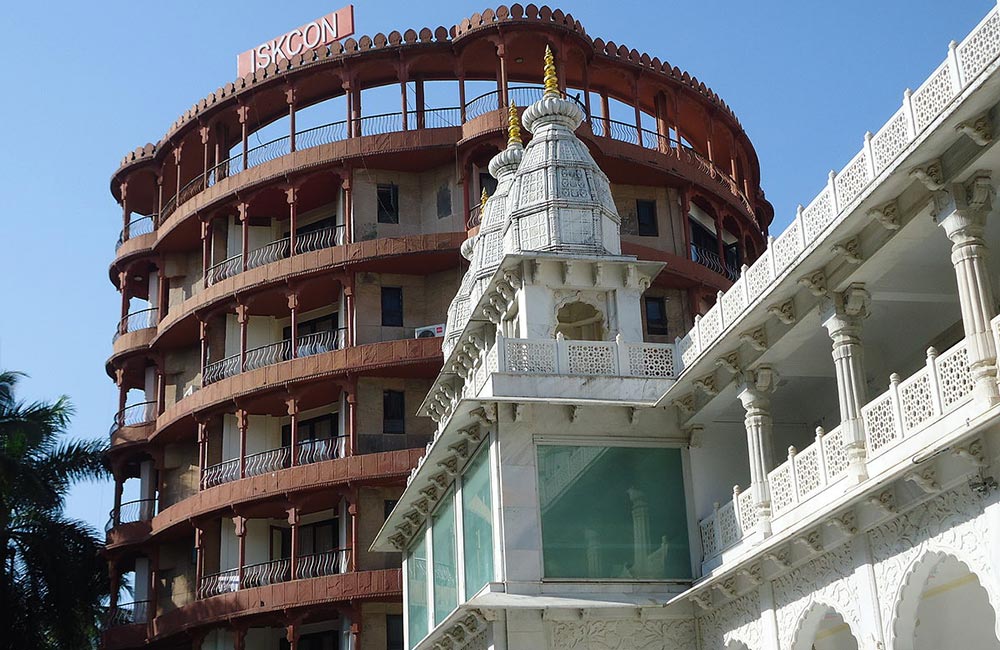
[{"x1": 102, "y1": 6, "x2": 772, "y2": 650}]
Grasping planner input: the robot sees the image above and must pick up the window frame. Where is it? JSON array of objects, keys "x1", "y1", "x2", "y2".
[
  {"x1": 383, "y1": 389, "x2": 406, "y2": 434},
  {"x1": 377, "y1": 183, "x2": 400, "y2": 224},
  {"x1": 381, "y1": 286, "x2": 404, "y2": 327},
  {"x1": 635, "y1": 199, "x2": 659, "y2": 237},
  {"x1": 644, "y1": 295, "x2": 669, "y2": 337}
]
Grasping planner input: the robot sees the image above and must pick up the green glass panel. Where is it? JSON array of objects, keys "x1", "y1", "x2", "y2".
[
  {"x1": 406, "y1": 535, "x2": 428, "y2": 648},
  {"x1": 536, "y1": 445, "x2": 691, "y2": 580},
  {"x1": 462, "y1": 446, "x2": 494, "y2": 599},
  {"x1": 431, "y1": 493, "x2": 458, "y2": 624}
]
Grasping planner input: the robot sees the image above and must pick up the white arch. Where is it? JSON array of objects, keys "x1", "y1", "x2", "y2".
[
  {"x1": 890, "y1": 548, "x2": 1000, "y2": 650},
  {"x1": 790, "y1": 600, "x2": 860, "y2": 650}
]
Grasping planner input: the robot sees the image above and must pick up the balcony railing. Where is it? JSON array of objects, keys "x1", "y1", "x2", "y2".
[
  {"x1": 198, "y1": 548, "x2": 351, "y2": 598},
  {"x1": 115, "y1": 215, "x2": 155, "y2": 251},
  {"x1": 201, "y1": 435, "x2": 347, "y2": 489},
  {"x1": 489, "y1": 335, "x2": 677, "y2": 380},
  {"x1": 203, "y1": 328, "x2": 346, "y2": 386},
  {"x1": 698, "y1": 338, "x2": 976, "y2": 568},
  {"x1": 206, "y1": 225, "x2": 346, "y2": 286},
  {"x1": 108, "y1": 401, "x2": 156, "y2": 437},
  {"x1": 105, "y1": 497, "x2": 157, "y2": 533},
  {"x1": 112, "y1": 307, "x2": 158, "y2": 342},
  {"x1": 107, "y1": 600, "x2": 150, "y2": 627},
  {"x1": 690, "y1": 244, "x2": 740, "y2": 282}
]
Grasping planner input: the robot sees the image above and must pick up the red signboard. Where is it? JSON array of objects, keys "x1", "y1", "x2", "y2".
[{"x1": 237, "y1": 6, "x2": 355, "y2": 77}]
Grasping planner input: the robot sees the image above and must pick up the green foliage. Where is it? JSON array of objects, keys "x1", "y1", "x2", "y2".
[{"x1": 0, "y1": 371, "x2": 110, "y2": 649}]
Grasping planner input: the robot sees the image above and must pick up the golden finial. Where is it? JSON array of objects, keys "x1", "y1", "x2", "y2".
[
  {"x1": 543, "y1": 44, "x2": 560, "y2": 98},
  {"x1": 481, "y1": 187, "x2": 489, "y2": 209},
  {"x1": 507, "y1": 101, "x2": 521, "y2": 147}
]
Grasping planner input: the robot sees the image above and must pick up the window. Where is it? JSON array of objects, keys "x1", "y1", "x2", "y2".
[
  {"x1": 387, "y1": 614, "x2": 405, "y2": 650},
  {"x1": 406, "y1": 534, "x2": 429, "y2": 647},
  {"x1": 479, "y1": 172, "x2": 498, "y2": 199},
  {"x1": 383, "y1": 390, "x2": 405, "y2": 433},
  {"x1": 436, "y1": 184, "x2": 452, "y2": 218},
  {"x1": 377, "y1": 183, "x2": 399, "y2": 224},
  {"x1": 636, "y1": 199, "x2": 658, "y2": 236},
  {"x1": 283, "y1": 313, "x2": 338, "y2": 345},
  {"x1": 462, "y1": 446, "x2": 494, "y2": 599},
  {"x1": 724, "y1": 241, "x2": 741, "y2": 273},
  {"x1": 280, "y1": 631, "x2": 339, "y2": 650},
  {"x1": 432, "y1": 492, "x2": 458, "y2": 625},
  {"x1": 381, "y1": 287, "x2": 404, "y2": 327},
  {"x1": 299, "y1": 519, "x2": 338, "y2": 555},
  {"x1": 385, "y1": 499, "x2": 400, "y2": 521},
  {"x1": 689, "y1": 219, "x2": 719, "y2": 259},
  {"x1": 536, "y1": 445, "x2": 691, "y2": 580},
  {"x1": 644, "y1": 296, "x2": 669, "y2": 336}
]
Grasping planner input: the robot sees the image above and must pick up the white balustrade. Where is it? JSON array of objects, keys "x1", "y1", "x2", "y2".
[
  {"x1": 672, "y1": 6, "x2": 1000, "y2": 375},
  {"x1": 495, "y1": 336, "x2": 676, "y2": 378}
]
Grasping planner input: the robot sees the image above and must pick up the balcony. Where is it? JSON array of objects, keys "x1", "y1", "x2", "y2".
[
  {"x1": 690, "y1": 243, "x2": 739, "y2": 282},
  {"x1": 198, "y1": 548, "x2": 351, "y2": 599},
  {"x1": 115, "y1": 215, "x2": 155, "y2": 251},
  {"x1": 108, "y1": 400, "x2": 156, "y2": 437},
  {"x1": 105, "y1": 497, "x2": 157, "y2": 533},
  {"x1": 203, "y1": 328, "x2": 346, "y2": 385},
  {"x1": 698, "y1": 336, "x2": 977, "y2": 572},
  {"x1": 206, "y1": 224, "x2": 346, "y2": 286},
  {"x1": 112, "y1": 307, "x2": 158, "y2": 342},
  {"x1": 106, "y1": 599, "x2": 150, "y2": 627},
  {"x1": 201, "y1": 435, "x2": 347, "y2": 489}
]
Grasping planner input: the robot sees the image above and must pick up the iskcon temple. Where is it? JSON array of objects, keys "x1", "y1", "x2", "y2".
[{"x1": 102, "y1": 3, "x2": 1000, "y2": 650}]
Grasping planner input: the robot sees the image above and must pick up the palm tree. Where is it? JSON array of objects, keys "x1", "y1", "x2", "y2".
[{"x1": 0, "y1": 370, "x2": 110, "y2": 649}]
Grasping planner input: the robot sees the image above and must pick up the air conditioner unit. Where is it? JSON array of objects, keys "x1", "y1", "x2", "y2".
[{"x1": 415, "y1": 324, "x2": 446, "y2": 338}]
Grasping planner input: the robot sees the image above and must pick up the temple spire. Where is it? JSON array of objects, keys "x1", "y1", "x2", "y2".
[
  {"x1": 507, "y1": 102, "x2": 522, "y2": 148},
  {"x1": 543, "y1": 45, "x2": 560, "y2": 98}
]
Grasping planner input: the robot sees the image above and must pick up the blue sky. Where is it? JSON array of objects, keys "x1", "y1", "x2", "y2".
[{"x1": 0, "y1": 0, "x2": 991, "y2": 532}]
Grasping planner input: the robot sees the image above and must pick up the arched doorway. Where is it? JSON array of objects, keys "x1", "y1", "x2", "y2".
[
  {"x1": 903, "y1": 554, "x2": 1000, "y2": 650},
  {"x1": 555, "y1": 301, "x2": 605, "y2": 341},
  {"x1": 792, "y1": 604, "x2": 859, "y2": 650}
]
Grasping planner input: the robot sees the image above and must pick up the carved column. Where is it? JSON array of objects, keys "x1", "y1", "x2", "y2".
[
  {"x1": 286, "y1": 85, "x2": 297, "y2": 152},
  {"x1": 341, "y1": 174, "x2": 353, "y2": 244},
  {"x1": 237, "y1": 408, "x2": 248, "y2": 479},
  {"x1": 200, "y1": 125, "x2": 210, "y2": 190},
  {"x1": 197, "y1": 420, "x2": 208, "y2": 489},
  {"x1": 288, "y1": 506, "x2": 300, "y2": 581},
  {"x1": 234, "y1": 516, "x2": 246, "y2": 590},
  {"x1": 194, "y1": 523, "x2": 205, "y2": 596},
  {"x1": 286, "y1": 623, "x2": 301, "y2": 650},
  {"x1": 348, "y1": 490, "x2": 358, "y2": 572},
  {"x1": 935, "y1": 172, "x2": 999, "y2": 402},
  {"x1": 287, "y1": 397, "x2": 299, "y2": 466},
  {"x1": 821, "y1": 284, "x2": 871, "y2": 481},
  {"x1": 201, "y1": 218, "x2": 212, "y2": 288},
  {"x1": 287, "y1": 186, "x2": 298, "y2": 256},
  {"x1": 120, "y1": 182, "x2": 130, "y2": 241},
  {"x1": 238, "y1": 202, "x2": 249, "y2": 272},
  {"x1": 237, "y1": 304, "x2": 249, "y2": 372},
  {"x1": 345, "y1": 380, "x2": 357, "y2": 456},
  {"x1": 736, "y1": 366, "x2": 778, "y2": 536},
  {"x1": 343, "y1": 275, "x2": 355, "y2": 348},
  {"x1": 288, "y1": 291, "x2": 299, "y2": 358},
  {"x1": 237, "y1": 105, "x2": 250, "y2": 171}
]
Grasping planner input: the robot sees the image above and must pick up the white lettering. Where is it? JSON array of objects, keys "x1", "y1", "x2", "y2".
[
  {"x1": 321, "y1": 15, "x2": 338, "y2": 42},
  {"x1": 287, "y1": 28, "x2": 304, "y2": 56},
  {"x1": 255, "y1": 44, "x2": 271, "y2": 71},
  {"x1": 303, "y1": 21, "x2": 322, "y2": 49}
]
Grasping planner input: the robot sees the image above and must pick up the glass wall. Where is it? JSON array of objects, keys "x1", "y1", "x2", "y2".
[
  {"x1": 431, "y1": 491, "x2": 458, "y2": 625},
  {"x1": 462, "y1": 446, "x2": 494, "y2": 599},
  {"x1": 536, "y1": 445, "x2": 691, "y2": 580},
  {"x1": 406, "y1": 534, "x2": 428, "y2": 647}
]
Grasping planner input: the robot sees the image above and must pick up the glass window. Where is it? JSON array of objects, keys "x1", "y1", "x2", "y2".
[
  {"x1": 644, "y1": 296, "x2": 669, "y2": 336},
  {"x1": 536, "y1": 445, "x2": 691, "y2": 580},
  {"x1": 381, "y1": 287, "x2": 404, "y2": 327},
  {"x1": 462, "y1": 446, "x2": 494, "y2": 599},
  {"x1": 431, "y1": 493, "x2": 458, "y2": 625},
  {"x1": 387, "y1": 614, "x2": 405, "y2": 650},
  {"x1": 377, "y1": 184, "x2": 399, "y2": 224},
  {"x1": 636, "y1": 199, "x2": 658, "y2": 236},
  {"x1": 436, "y1": 185, "x2": 452, "y2": 218},
  {"x1": 479, "y1": 172, "x2": 498, "y2": 198},
  {"x1": 406, "y1": 534, "x2": 429, "y2": 647},
  {"x1": 383, "y1": 390, "x2": 406, "y2": 433}
]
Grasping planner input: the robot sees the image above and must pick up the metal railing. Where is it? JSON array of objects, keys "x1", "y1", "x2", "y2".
[
  {"x1": 242, "y1": 558, "x2": 291, "y2": 588},
  {"x1": 205, "y1": 226, "x2": 345, "y2": 287},
  {"x1": 296, "y1": 548, "x2": 350, "y2": 579},
  {"x1": 115, "y1": 215, "x2": 155, "y2": 251},
  {"x1": 206, "y1": 254, "x2": 243, "y2": 285},
  {"x1": 113, "y1": 307, "x2": 158, "y2": 342},
  {"x1": 690, "y1": 244, "x2": 740, "y2": 282},
  {"x1": 198, "y1": 568, "x2": 238, "y2": 599},
  {"x1": 466, "y1": 203, "x2": 483, "y2": 230},
  {"x1": 201, "y1": 435, "x2": 347, "y2": 490},
  {"x1": 107, "y1": 600, "x2": 150, "y2": 627},
  {"x1": 198, "y1": 549, "x2": 351, "y2": 599},
  {"x1": 202, "y1": 328, "x2": 347, "y2": 385},
  {"x1": 108, "y1": 401, "x2": 156, "y2": 437},
  {"x1": 105, "y1": 497, "x2": 156, "y2": 532}
]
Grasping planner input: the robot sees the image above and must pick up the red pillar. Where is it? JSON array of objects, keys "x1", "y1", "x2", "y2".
[
  {"x1": 342, "y1": 174, "x2": 353, "y2": 244},
  {"x1": 238, "y1": 105, "x2": 249, "y2": 170},
  {"x1": 288, "y1": 506, "x2": 300, "y2": 580},
  {"x1": 237, "y1": 409, "x2": 248, "y2": 479},
  {"x1": 201, "y1": 217, "x2": 212, "y2": 288},
  {"x1": 234, "y1": 517, "x2": 246, "y2": 589},
  {"x1": 287, "y1": 398, "x2": 299, "y2": 466},
  {"x1": 194, "y1": 524, "x2": 205, "y2": 595},
  {"x1": 287, "y1": 187, "x2": 298, "y2": 256},
  {"x1": 239, "y1": 203, "x2": 249, "y2": 272},
  {"x1": 415, "y1": 78, "x2": 425, "y2": 129},
  {"x1": 346, "y1": 380, "x2": 357, "y2": 457},
  {"x1": 237, "y1": 304, "x2": 249, "y2": 372},
  {"x1": 200, "y1": 126, "x2": 210, "y2": 190},
  {"x1": 287, "y1": 85, "x2": 297, "y2": 152}
]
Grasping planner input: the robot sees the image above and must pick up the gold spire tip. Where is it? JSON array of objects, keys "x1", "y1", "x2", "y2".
[
  {"x1": 507, "y1": 101, "x2": 521, "y2": 146},
  {"x1": 543, "y1": 44, "x2": 560, "y2": 98},
  {"x1": 481, "y1": 187, "x2": 489, "y2": 208}
]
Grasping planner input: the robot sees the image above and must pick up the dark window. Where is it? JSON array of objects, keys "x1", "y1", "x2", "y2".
[
  {"x1": 381, "y1": 287, "x2": 404, "y2": 327},
  {"x1": 377, "y1": 184, "x2": 399, "y2": 224},
  {"x1": 689, "y1": 219, "x2": 719, "y2": 259},
  {"x1": 384, "y1": 499, "x2": 400, "y2": 521},
  {"x1": 636, "y1": 200, "x2": 658, "y2": 236},
  {"x1": 299, "y1": 518, "x2": 338, "y2": 555},
  {"x1": 270, "y1": 526, "x2": 292, "y2": 560},
  {"x1": 280, "y1": 630, "x2": 339, "y2": 650},
  {"x1": 436, "y1": 185, "x2": 452, "y2": 218},
  {"x1": 383, "y1": 390, "x2": 405, "y2": 433},
  {"x1": 387, "y1": 614, "x2": 405, "y2": 650},
  {"x1": 724, "y1": 241, "x2": 741, "y2": 273},
  {"x1": 479, "y1": 172, "x2": 498, "y2": 198},
  {"x1": 644, "y1": 296, "x2": 669, "y2": 336},
  {"x1": 283, "y1": 313, "x2": 337, "y2": 340},
  {"x1": 281, "y1": 413, "x2": 339, "y2": 447}
]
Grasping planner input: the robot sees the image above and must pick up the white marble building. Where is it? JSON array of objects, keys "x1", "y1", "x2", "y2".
[{"x1": 373, "y1": 8, "x2": 1000, "y2": 648}]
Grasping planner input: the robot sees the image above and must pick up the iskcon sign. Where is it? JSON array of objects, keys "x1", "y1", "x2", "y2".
[{"x1": 237, "y1": 6, "x2": 355, "y2": 76}]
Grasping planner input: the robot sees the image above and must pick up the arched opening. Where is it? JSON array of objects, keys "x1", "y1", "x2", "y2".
[
  {"x1": 792, "y1": 604, "x2": 860, "y2": 650},
  {"x1": 555, "y1": 301, "x2": 605, "y2": 341},
  {"x1": 902, "y1": 554, "x2": 1000, "y2": 650}
]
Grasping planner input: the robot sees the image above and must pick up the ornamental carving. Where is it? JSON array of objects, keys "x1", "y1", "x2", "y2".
[
  {"x1": 549, "y1": 619, "x2": 696, "y2": 650},
  {"x1": 698, "y1": 593, "x2": 762, "y2": 650}
]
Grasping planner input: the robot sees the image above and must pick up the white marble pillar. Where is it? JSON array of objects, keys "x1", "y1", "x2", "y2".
[
  {"x1": 936, "y1": 172, "x2": 999, "y2": 403},
  {"x1": 821, "y1": 284, "x2": 871, "y2": 482},
  {"x1": 737, "y1": 366, "x2": 778, "y2": 537}
]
